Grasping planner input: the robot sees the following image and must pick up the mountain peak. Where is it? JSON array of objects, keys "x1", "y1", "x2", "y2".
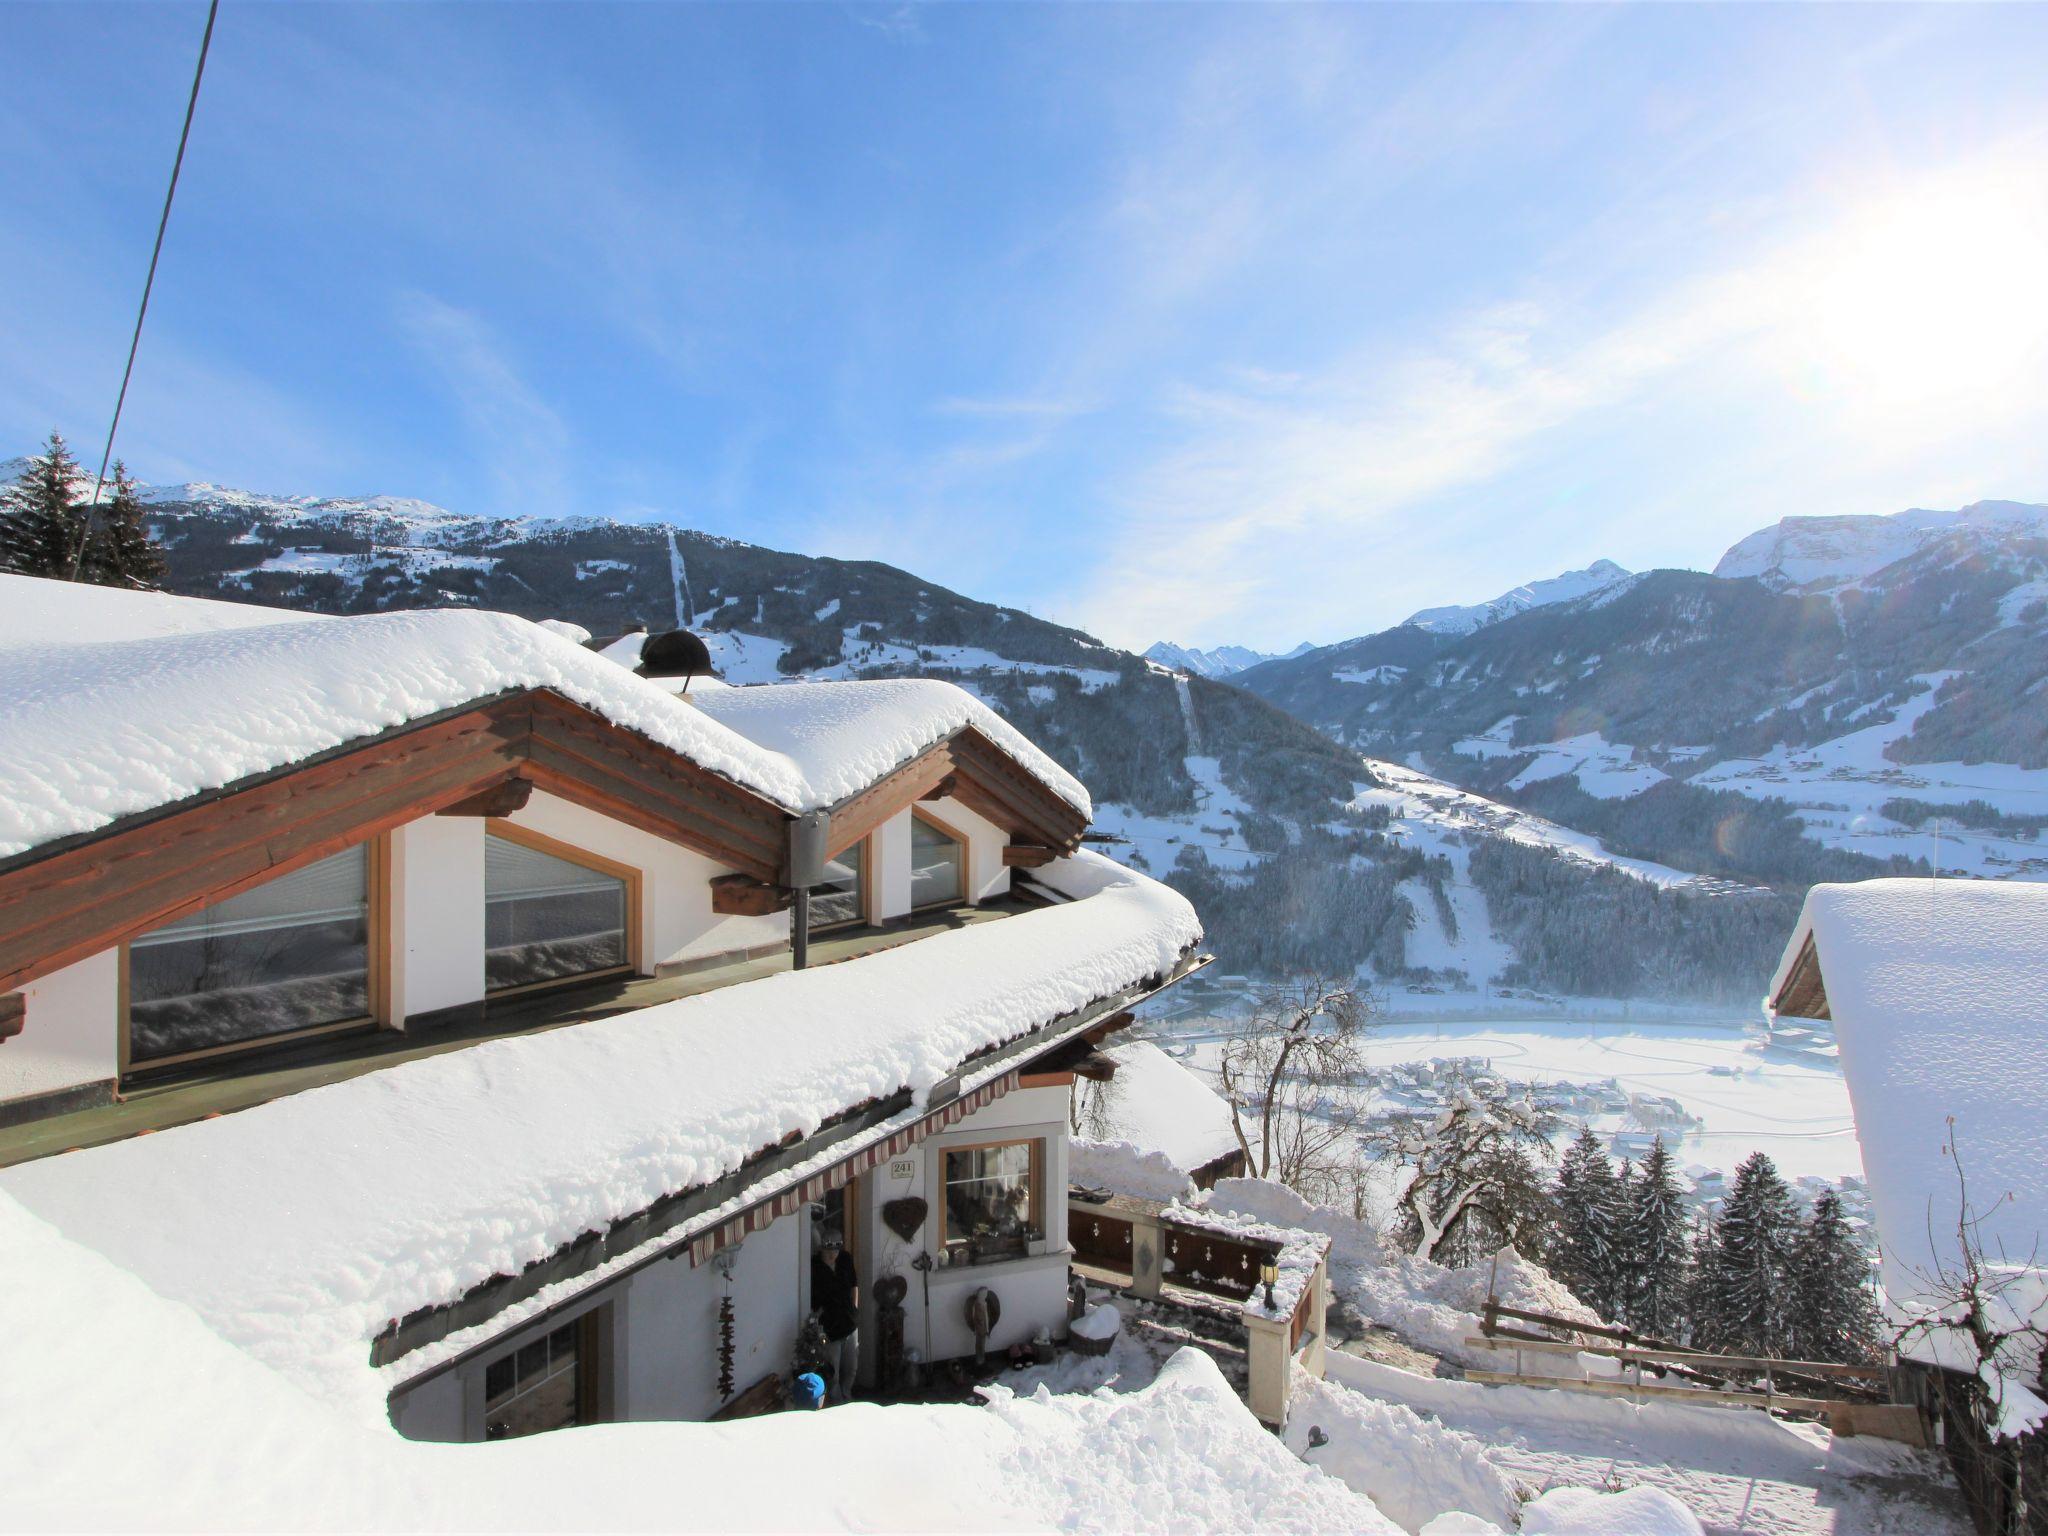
[
  {"x1": 1143, "y1": 640, "x2": 1313, "y2": 679},
  {"x1": 1713, "y1": 500, "x2": 2048, "y2": 591},
  {"x1": 1401, "y1": 559, "x2": 1632, "y2": 636}
]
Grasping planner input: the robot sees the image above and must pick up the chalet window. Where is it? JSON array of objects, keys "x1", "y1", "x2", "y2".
[
  {"x1": 486, "y1": 830, "x2": 633, "y2": 991},
  {"x1": 811, "y1": 839, "x2": 865, "y2": 930},
  {"x1": 482, "y1": 1316, "x2": 593, "y2": 1441},
  {"x1": 126, "y1": 843, "x2": 374, "y2": 1066},
  {"x1": 939, "y1": 1138, "x2": 1044, "y2": 1265},
  {"x1": 910, "y1": 812, "x2": 965, "y2": 909}
]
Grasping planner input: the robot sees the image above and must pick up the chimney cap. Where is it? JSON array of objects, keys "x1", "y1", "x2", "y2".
[{"x1": 636, "y1": 628, "x2": 716, "y2": 681}]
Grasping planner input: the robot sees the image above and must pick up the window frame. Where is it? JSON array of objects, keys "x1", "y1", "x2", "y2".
[
  {"x1": 935, "y1": 1134, "x2": 1046, "y2": 1262},
  {"x1": 117, "y1": 833, "x2": 393, "y2": 1077},
  {"x1": 483, "y1": 821, "x2": 644, "y2": 998},
  {"x1": 908, "y1": 806, "x2": 970, "y2": 912},
  {"x1": 810, "y1": 832, "x2": 873, "y2": 933},
  {"x1": 477, "y1": 1303, "x2": 607, "y2": 1441}
]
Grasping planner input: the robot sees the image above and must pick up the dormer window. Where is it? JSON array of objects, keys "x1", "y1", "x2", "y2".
[
  {"x1": 910, "y1": 810, "x2": 966, "y2": 909},
  {"x1": 486, "y1": 828, "x2": 638, "y2": 992},
  {"x1": 125, "y1": 842, "x2": 380, "y2": 1069},
  {"x1": 811, "y1": 839, "x2": 867, "y2": 930}
]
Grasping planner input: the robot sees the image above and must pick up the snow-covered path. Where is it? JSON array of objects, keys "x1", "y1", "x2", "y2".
[{"x1": 1325, "y1": 1353, "x2": 1968, "y2": 1536}]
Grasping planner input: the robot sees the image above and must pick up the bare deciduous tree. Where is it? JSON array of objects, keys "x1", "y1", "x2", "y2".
[{"x1": 1216, "y1": 975, "x2": 1372, "y2": 1201}]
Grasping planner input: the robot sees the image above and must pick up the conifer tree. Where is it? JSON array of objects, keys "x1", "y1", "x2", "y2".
[
  {"x1": 1552, "y1": 1127, "x2": 1624, "y2": 1319},
  {"x1": 0, "y1": 432, "x2": 84, "y2": 577},
  {"x1": 1694, "y1": 1151, "x2": 1800, "y2": 1355},
  {"x1": 1788, "y1": 1189, "x2": 1881, "y2": 1363},
  {"x1": 1624, "y1": 1136, "x2": 1691, "y2": 1340},
  {"x1": 1686, "y1": 1214, "x2": 1721, "y2": 1348},
  {"x1": 84, "y1": 461, "x2": 167, "y2": 588}
]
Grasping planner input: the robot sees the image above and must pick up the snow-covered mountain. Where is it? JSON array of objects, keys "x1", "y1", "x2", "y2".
[
  {"x1": 1143, "y1": 639, "x2": 1313, "y2": 678},
  {"x1": 8, "y1": 456, "x2": 1788, "y2": 1004},
  {"x1": 1237, "y1": 497, "x2": 2048, "y2": 895},
  {"x1": 1401, "y1": 560, "x2": 1632, "y2": 635},
  {"x1": 1712, "y1": 499, "x2": 2048, "y2": 592}
]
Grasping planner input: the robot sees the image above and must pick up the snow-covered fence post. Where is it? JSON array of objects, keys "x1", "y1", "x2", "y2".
[
  {"x1": 1128, "y1": 1206, "x2": 1164, "y2": 1301},
  {"x1": 1246, "y1": 1307, "x2": 1292, "y2": 1428}
]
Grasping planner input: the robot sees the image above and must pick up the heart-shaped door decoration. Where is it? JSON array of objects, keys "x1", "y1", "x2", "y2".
[{"x1": 882, "y1": 1195, "x2": 928, "y2": 1242}]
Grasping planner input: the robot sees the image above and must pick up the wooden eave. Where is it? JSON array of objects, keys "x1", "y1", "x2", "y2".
[
  {"x1": 1771, "y1": 932, "x2": 1831, "y2": 1022},
  {"x1": 0, "y1": 688, "x2": 790, "y2": 996},
  {"x1": 822, "y1": 724, "x2": 1088, "y2": 859}
]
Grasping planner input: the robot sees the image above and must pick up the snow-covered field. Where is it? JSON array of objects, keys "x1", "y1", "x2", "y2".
[{"x1": 1139, "y1": 1009, "x2": 1860, "y2": 1187}]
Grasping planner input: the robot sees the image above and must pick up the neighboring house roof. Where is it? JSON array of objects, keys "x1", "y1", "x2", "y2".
[
  {"x1": 1090, "y1": 1041, "x2": 1242, "y2": 1175},
  {"x1": 1767, "y1": 879, "x2": 2048, "y2": 1406},
  {"x1": 1070, "y1": 1041, "x2": 1243, "y2": 1200},
  {"x1": 0, "y1": 851, "x2": 1202, "y2": 1416}
]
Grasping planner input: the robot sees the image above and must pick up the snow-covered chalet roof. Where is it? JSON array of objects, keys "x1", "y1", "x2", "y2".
[
  {"x1": 1768, "y1": 880, "x2": 2048, "y2": 1333},
  {"x1": 695, "y1": 677, "x2": 1090, "y2": 816},
  {"x1": 0, "y1": 851, "x2": 1199, "y2": 1419},
  {"x1": 0, "y1": 576, "x2": 1088, "y2": 859}
]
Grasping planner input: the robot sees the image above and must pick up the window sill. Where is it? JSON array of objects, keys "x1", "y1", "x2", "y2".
[{"x1": 927, "y1": 1246, "x2": 1072, "y2": 1284}]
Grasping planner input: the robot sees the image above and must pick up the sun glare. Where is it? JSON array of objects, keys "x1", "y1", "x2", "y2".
[{"x1": 1790, "y1": 162, "x2": 2048, "y2": 420}]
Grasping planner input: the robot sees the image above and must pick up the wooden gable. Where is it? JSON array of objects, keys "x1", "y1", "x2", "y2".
[
  {"x1": 821, "y1": 725, "x2": 1088, "y2": 860},
  {"x1": 0, "y1": 689, "x2": 790, "y2": 997},
  {"x1": 1771, "y1": 932, "x2": 1831, "y2": 1022}
]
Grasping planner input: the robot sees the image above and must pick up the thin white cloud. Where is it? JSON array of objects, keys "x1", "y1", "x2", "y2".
[{"x1": 395, "y1": 293, "x2": 574, "y2": 520}]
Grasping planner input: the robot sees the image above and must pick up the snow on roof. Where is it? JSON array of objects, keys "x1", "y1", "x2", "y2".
[
  {"x1": 692, "y1": 677, "x2": 1092, "y2": 818},
  {"x1": 0, "y1": 580, "x2": 1088, "y2": 858},
  {"x1": 1080, "y1": 1041, "x2": 1241, "y2": 1176},
  {"x1": 1769, "y1": 879, "x2": 2048, "y2": 1340},
  {"x1": 0, "y1": 1189, "x2": 1391, "y2": 1533},
  {"x1": 0, "y1": 852, "x2": 1197, "y2": 1419},
  {"x1": 0, "y1": 569, "x2": 315, "y2": 646}
]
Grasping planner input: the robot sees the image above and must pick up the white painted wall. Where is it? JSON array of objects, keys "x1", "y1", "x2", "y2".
[
  {"x1": 855, "y1": 1084, "x2": 1072, "y2": 1382},
  {"x1": 508, "y1": 790, "x2": 789, "y2": 969},
  {"x1": 1, "y1": 951, "x2": 118, "y2": 1104},
  {"x1": 871, "y1": 815, "x2": 912, "y2": 923},
  {"x1": 390, "y1": 817, "x2": 484, "y2": 1021}
]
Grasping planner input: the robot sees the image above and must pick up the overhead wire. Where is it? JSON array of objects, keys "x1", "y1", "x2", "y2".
[{"x1": 69, "y1": 0, "x2": 221, "y2": 581}]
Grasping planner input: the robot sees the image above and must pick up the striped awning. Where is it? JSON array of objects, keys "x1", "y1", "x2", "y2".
[{"x1": 685, "y1": 1069, "x2": 1018, "y2": 1265}]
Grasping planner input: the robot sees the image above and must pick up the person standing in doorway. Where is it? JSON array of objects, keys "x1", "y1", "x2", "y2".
[{"x1": 811, "y1": 1225, "x2": 859, "y2": 1402}]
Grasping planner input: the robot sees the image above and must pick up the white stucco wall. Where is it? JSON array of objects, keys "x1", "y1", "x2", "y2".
[
  {"x1": 390, "y1": 817, "x2": 484, "y2": 1021},
  {"x1": 855, "y1": 1083, "x2": 1071, "y2": 1381},
  {"x1": 1, "y1": 951, "x2": 118, "y2": 1105},
  {"x1": 871, "y1": 815, "x2": 912, "y2": 923},
  {"x1": 507, "y1": 789, "x2": 788, "y2": 969}
]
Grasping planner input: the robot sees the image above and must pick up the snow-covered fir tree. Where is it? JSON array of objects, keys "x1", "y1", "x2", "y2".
[
  {"x1": 1551, "y1": 1127, "x2": 1624, "y2": 1319},
  {"x1": 1788, "y1": 1188, "x2": 1881, "y2": 1363},
  {"x1": 83, "y1": 462, "x2": 167, "y2": 589},
  {"x1": 0, "y1": 432, "x2": 84, "y2": 577},
  {"x1": 1693, "y1": 1150, "x2": 1800, "y2": 1355},
  {"x1": 1623, "y1": 1136, "x2": 1691, "y2": 1340}
]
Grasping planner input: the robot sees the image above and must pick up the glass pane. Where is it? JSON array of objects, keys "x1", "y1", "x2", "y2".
[
  {"x1": 944, "y1": 1141, "x2": 1036, "y2": 1263},
  {"x1": 483, "y1": 1327, "x2": 582, "y2": 1442},
  {"x1": 911, "y1": 818, "x2": 963, "y2": 907},
  {"x1": 486, "y1": 836, "x2": 627, "y2": 990},
  {"x1": 128, "y1": 845, "x2": 370, "y2": 1062},
  {"x1": 811, "y1": 841, "x2": 864, "y2": 929}
]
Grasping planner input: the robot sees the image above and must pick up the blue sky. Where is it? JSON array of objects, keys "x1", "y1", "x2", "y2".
[{"x1": 5, "y1": 3, "x2": 2048, "y2": 650}]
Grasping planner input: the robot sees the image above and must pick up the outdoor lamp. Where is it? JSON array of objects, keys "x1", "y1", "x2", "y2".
[{"x1": 1260, "y1": 1258, "x2": 1278, "y2": 1309}]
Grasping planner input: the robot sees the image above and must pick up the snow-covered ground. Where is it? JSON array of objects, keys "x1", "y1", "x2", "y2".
[
  {"x1": 1137, "y1": 1011, "x2": 1860, "y2": 1188},
  {"x1": 1324, "y1": 1353, "x2": 1966, "y2": 1536}
]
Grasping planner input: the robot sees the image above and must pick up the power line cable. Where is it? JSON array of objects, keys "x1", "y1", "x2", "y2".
[{"x1": 69, "y1": 0, "x2": 221, "y2": 582}]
